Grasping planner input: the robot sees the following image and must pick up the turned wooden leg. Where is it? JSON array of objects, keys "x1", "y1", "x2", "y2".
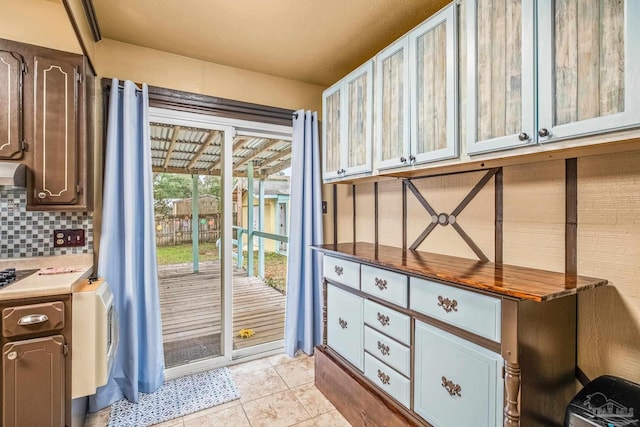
[
  {"x1": 322, "y1": 278, "x2": 328, "y2": 346},
  {"x1": 504, "y1": 360, "x2": 521, "y2": 427}
]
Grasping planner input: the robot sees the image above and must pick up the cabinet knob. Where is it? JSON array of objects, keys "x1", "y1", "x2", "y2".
[
  {"x1": 376, "y1": 312, "x2": 390, "y2": 326},
  {"x1": 377, "y1": 369, "x2": 391, "y2": 385},
  {"x1": 400, "y1": 156, "x2": 407, "y2": 164},
  {"x1": 437, "y1": 295, "x2": 458, "y2": 313},
  {"x1": 538, "y1": 128, "x2": 550, "y2": 138},
  {"x1": 374, "y1": 277, "x2": 387, "y2": 290},
  {"x1": 409, "y1": 155, "x2": 416, "y2": 163},
  {"x1": 377, "y1": 341, "x2": 390, "y2": 356},
  {"x1": 334, "y1": 265, "x2": 344, "y2": 276},
  {"x1": 518, "y1": 133, "x2": 529, "y2": 142},
  {"x1": 37, "y1": 192, "x2": 47, "y2": 199},
  {"x1": 7, "y1": 351, "x2": 17, "y2": 361},
  {"x1": 441, "y1": 376, "x2": 462, "y2": 397},
  {"x1": 338, "y1": 317, "x2": 347, "y2": 329}
]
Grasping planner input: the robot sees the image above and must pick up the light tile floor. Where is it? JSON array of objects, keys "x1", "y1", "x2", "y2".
[{"x1": 84, "y1": 353, "x2": 352, "y2": 427}]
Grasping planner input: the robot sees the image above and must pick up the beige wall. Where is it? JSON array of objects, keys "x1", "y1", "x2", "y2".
[
  {"x1": 329, "y1": 151, "x2": 640, "y2": 383},
  {"x1": 94, "y1": 39, "x2": 323, "y2": 112},
  {"x1": 0, "y1": 0, "x2": 81, "y2": 53}
]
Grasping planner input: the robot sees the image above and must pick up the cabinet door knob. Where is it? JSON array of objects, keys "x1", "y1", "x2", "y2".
[
  {"x1": 409, "y1": 155, "x2": 416, "y2": 163},
  {"x1": 538, "y1": 128, "x2": 550, "y2": 137},
  {"x1": 442, "y1": 376, "x2": 462, "y2": 397},
  {"x1": 400, "y1": 156, "x2": 407, "y2": 164},
  {"x1": 518, "y1": 133, "x2": 529, "y2": 141},
  {"x1": 37, "y1": 192, "x2": 47, "y2": 199},
  {"x1": 338, "y1": 317, "x2": 347, "y2": 329},
  {"x1": 7, "y1": 351, "x2": 17, "y2": 361}
]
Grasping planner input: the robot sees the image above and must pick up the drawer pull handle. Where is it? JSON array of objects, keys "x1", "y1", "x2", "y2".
[
  {"x1": 377, "y1": 369, "x2": 391, "y2": 385},
  {"x1": 334, "y1": 265, "x2": 344, "y2": 276},
  {"x1": 377, "y1": 341, "x2": 390, "y2": 356},
  {"x1": 17, "y1": 314, "x2": 49, "y2": 326},
  {"x1": 437, "y1": 296, "x2": 458, "y2": 313},
  {"x1": 338, "y1": 317, "x2": 348, "y2": 329},
  {"x1": 441, "y1": 376, "x2": 462, "y2": 397},
  {"x1": 374, "y1": 277, "x2": 387, "y2": 290},
  {"x1": 376, "y1": 312, "x2": 390, "y2": 326}
]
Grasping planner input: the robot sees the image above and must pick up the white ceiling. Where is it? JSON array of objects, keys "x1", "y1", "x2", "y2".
[{"x1": 92, "y1": 0, "x2": 451, "y2": 87}]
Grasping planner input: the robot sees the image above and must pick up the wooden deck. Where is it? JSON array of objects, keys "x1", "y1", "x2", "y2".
[{"x1": 158, "y1": 261, "x2": 285, "y2": 367}]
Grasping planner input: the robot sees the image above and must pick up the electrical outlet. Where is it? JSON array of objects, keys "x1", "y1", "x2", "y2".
[{"x1": 53, "y1": 229, "x2": 85, "y2": 248}]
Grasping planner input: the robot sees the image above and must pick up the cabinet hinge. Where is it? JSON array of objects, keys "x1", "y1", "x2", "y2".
[
  {"x1": 21, "y1": 62, "x2": 27, "y2": 74},
  {"x1": 20, "y1": 140, "x2": 27, "y2": 151},
  {"x1": 502, "y1": 366, "x2": 506, "y2": 379},
  {"x1": 76, "y1": 69, "x2": 82, "y2": 84},
  {"x1": 63, "y1": 344, "x2": 69, "y2": 356},
  {"x1": 76, "y1": 184, "x2": 83, "y2": 194}
]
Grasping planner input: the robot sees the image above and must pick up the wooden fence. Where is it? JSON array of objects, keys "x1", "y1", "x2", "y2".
[{"x1": 155, "y1": 214, "x2": 221, "y2": 246}]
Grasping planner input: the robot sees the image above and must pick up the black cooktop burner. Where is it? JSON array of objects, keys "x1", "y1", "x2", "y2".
[{"x1": 0, "y1": 269, "x2": 39, "y2": 288}]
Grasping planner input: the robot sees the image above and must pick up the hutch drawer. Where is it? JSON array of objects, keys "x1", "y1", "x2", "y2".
[
  {"x1": 361, "y1": 265, "x2": 408, "y2": 307},
  {"x1": 364, "y1": 325, "x2": 410, "y2": 377},
  {"x1": 410, "y1": 277, "x2": 501, "y2": 342},
  {"x1": 364, "y1": 352, "x2": 411, "y2": 409},
  {"x1": 324, "y1": 255, "x2": 360, "y2": 289},
  {"x1": 363, "y1": 299, "x2": 410, "y2": 345}
]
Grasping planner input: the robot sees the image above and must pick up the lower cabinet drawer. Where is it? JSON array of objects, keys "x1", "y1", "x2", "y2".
[
  {"x1": 364, "y1": 326, "x2": 410, "y2": 377},
  {"x1": 414, "y1": 320, "x2": 503, "y2": 427},
  {"x1": 363, "y1": 299, "x2": 410, "y2": 345},
  {"x1": 410, "y1": 277, "x2": 501, "y2": 342},
  {"x1": 327, "y1": 285, "x2": 363, "y2": 371},
  {"x1": 324, "y1": 255, "x2": 360, "y2": 289},
  {"x1": 364, "y1": 352, "x2": 410, "y2": 409}
]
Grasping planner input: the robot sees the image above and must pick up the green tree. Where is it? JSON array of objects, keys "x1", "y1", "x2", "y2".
[{"x1": 153, "y1": 173, "x2": 194, "y2": 217}]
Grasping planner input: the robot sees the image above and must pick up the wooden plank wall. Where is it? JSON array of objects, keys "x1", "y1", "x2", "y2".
[{"x1": 323, "y1": 150, "x2": 640, "y2": 383}]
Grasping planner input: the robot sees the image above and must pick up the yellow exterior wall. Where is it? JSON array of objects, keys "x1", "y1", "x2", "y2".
[
  {"x1": 241, "y1": 196, "x2": 288, "y2": 253},
  {"x1": 330, "y1": 152, "x2": 640, "y2": 383},
  {"x1": 0, "y1": 0, "x2": 81, "y2": 53}
]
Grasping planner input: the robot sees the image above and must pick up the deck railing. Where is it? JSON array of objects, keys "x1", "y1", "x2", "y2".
[{"x1": 232, "y1": 226, "x2": 289, "y2": 278}]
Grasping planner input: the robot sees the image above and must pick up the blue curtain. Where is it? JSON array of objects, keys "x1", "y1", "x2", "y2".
[
  {"x1": 284, "y1": 110, "x2": 324, "y2": 356},
  {"x1": 90, "y1": 79, "x2": 164, "y2": 411}
]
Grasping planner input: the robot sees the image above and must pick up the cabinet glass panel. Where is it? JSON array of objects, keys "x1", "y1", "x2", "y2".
[
  {"x1": 466, "y1": 0, "x2": 535, "y2": 154},
  {"x1": 379, "y1": 45, "x2": 406, "y2": 164},
  {"x1": 416, "y1": 21, "x2": 448, "y2": 154},
  {"x1": 554, "y1": 0, "x2": 623, "y2": 126},
  {"x1": 347, "y1": 73, "x2": 368, "y2": 169},
  {"x1": 323, "y1": 89, "x2": 341, "y2": 174},
  {"x1": 410, "y1": 4, "x2": 458, "y2": 163},
  {"x1": 476, "y1": 0, "x2": 522, "y2": 142}
]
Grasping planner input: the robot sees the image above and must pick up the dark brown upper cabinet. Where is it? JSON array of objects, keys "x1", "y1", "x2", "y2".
[
  {"x1": 0, "y1": 50, "x2": 26, "y2": 160},
  {"x1": 0, "y1": 38, "x2": 92, "y2": 211},
  {"x1": 31, "y1": 55, "x2": 80, "y2": 206}
]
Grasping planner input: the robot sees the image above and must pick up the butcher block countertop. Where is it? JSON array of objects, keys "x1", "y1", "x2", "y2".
[
  {"x1": 0, "y1": 254, "x2": 93, "y2": 301},
  {"x1": 314, "y1": 243, "x2": 607, "y2": 302}
]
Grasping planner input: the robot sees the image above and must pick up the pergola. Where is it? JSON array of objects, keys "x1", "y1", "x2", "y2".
[{"x1": 149, "y1": 122, "x2": 293, "y2": 276}]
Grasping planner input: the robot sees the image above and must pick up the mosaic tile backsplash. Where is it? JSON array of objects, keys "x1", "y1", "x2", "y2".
[{"x1": 0, "y1": 188, "x2": 93, "y2": 258}]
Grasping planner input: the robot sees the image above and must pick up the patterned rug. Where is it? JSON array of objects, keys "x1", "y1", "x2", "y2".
[{"x1": 108, "y1": 367, "x2": 239, "y2": 427}]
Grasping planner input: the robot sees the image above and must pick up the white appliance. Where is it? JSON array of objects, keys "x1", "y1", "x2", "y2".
[{"x1": 72, "y1": 278, "x2": 118, "y2": 398}]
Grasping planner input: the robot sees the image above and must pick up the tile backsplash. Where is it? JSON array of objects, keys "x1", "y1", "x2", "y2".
[{"x1": 0, "y1": 188, "x2": 93, "y2": 258}]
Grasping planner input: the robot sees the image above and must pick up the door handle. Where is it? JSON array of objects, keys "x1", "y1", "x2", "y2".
[{"x1": 18, "y1": 314, "x2": 48, "y2": 326}]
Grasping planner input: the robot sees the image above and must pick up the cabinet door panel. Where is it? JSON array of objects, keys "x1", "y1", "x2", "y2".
[
  {"x1": 344, "y1": 61, "x2": 373, "y2": 175},
  {"x1": 376, "y1": 39, "x2": 409, "y2": 170},
  {"x1": 322, "y1": 85, "x2": 342, "y2": 179},
  {"x1": 466, "y1": 0, "x2": 536, "y2": 154},
  {"x1": 3, "y1": 335, "x2": 66, "y2": 427},
  {"x1": 0, "y1": 50, "x2": 24, "y2": 160},
  {"x1": 33, "y1": 56, "x2": 78, "y2": 205},
  {"x1": 327, "y1": 285, "x2": 363, "y2": 370},
  {"x1": 414, "y1": 321, "x2": 502, "y2": 427},
  {"x1": 410, "y1": 5, "x2": 458, "y2": 163},
  {"x1": 538, "y1": 0, "x2": 640, "y2": 141}
]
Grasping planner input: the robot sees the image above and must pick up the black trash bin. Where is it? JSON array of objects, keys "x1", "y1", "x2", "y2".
[{"x1": 565, "y1": 375, "x2": 640, "y2": 426}]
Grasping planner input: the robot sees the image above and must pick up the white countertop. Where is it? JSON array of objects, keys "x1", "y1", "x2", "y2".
[{"x1": 0, "y1": 254, "x2": 94, "y2": 301}]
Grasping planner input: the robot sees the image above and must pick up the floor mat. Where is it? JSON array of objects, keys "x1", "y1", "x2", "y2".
[
  {"x1": 107, "y1": 367, "x2": 239, "y2": 427},
  {"x1": 163, "y1": 333, "x2": 221, "y2": 368}
]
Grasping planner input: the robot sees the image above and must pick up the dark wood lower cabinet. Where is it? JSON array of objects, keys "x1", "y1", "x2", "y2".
[{"x1": 3, "y1": 335, "x2": 66, "y2": 427}]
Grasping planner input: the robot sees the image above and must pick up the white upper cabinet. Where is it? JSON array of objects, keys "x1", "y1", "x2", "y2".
[
  {"x1": 323, "y1": 60, "x2": 373, "y2": 181},
  {"x1": 409, "y1": 5, "x2": 458, "y2": 164},
  {"x1": 466, "y1": 0, "x2": 639, "y2": 155},
  {"x1": 376, "y1": 5, "x2": 458, "y2": 171},
  {"x1": 466, "y1": 0, "x2": 536, "y2": 154},
  {"x1": 537, "y1": 0, "x2": 640, "y2": 142},
  {"x1": 376, "y1": 38, "x2": 410, "y2": 170}
]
